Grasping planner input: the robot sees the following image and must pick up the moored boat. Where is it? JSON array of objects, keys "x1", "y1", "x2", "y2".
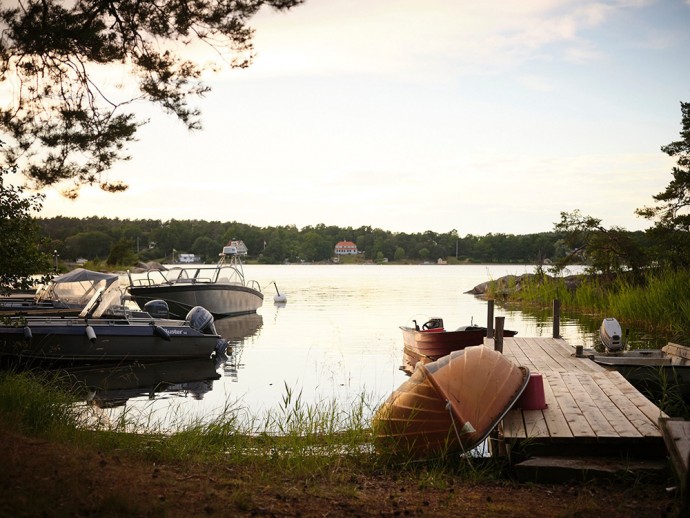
[
  {"x1": 128, "y1": 241, "x2": 263, "y2": 319},
  {"x1": 0, "y1": 268, "x2": 119, "y2": 316},
  {"x1": 592, "y1": 342, "x2": 690, "y2": 401},
  {"x1": 373, "y1": 345, "x2": 530, "y2": 459},
  {"x1": 0, "y1": 283, "x2": 228, "y2": 363},
  {"x1": 399, "y1": 317, "x2": 518, "y2": 375}
]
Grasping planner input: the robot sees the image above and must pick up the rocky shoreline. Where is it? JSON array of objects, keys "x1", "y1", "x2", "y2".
[{"x1": 466, "y1": 273, "x2": 584, "y2": 298}]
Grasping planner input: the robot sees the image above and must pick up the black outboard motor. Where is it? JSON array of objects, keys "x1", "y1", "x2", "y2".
[
  {"x1": 186, "y1": 306, "x2": 229, "y2": 356},
  {"x1": 186, "y1": 306, "x2": 218, "y2": 335},
  {"x1": 144, "y1": 299, "x2": 170, "y2": 319}
]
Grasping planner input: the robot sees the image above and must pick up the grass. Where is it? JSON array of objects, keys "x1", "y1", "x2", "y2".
[
  {"x1": 0, "y1": 367, "x2": 506, "y2": 487},
  {"x1": 485, "y1": 268, "x2": 690, "y2": 343}
]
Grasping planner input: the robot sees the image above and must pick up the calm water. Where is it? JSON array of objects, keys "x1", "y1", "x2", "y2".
[{"x1": 85, "y1": 264, "x2": 596, "y2": 431}]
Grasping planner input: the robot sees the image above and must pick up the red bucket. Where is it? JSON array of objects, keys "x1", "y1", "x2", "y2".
[{"x1": 516, "y1": 372, "x2": 547, "y2": 410}]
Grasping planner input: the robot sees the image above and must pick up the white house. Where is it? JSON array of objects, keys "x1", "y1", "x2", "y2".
[
  {"x1": 334, "y1": 241, "x2": 358, "y2": 255},
  {"x1": 178, "y1": 253, "x2": 201, "y2": 263}
]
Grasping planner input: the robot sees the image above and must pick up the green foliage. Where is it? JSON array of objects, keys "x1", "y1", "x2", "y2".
[
  {"x1": 0, "y1": 167, "x2": 50, "y2": 293},
  {"x1": 0, "y1": 0, "x2": 303, "y2": 195},
  {"x1": 0, "y1": 369, "x2": 82, "y2": 435},
  {"x1": 106, "y1": 238, "x2": 138, "y2": 266},
  {"x1": 509, "y1": 268, "x2": 690, "y2": 340},
  {"x1": 636, "y1": 100, "x2": 690, "y2": 267},
  {"x1": 552, "y1": 210, "x2": 647, "y2": 276},
  {"x1": 38, "y1": 217, "x2": 577, "y2": 265}
]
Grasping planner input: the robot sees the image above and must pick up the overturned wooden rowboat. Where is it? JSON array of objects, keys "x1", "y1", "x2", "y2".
[{"x1": 373, "y1": 345, "x2": 530, "y2": 459}]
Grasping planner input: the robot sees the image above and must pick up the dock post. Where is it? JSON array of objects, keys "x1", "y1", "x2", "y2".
[
  {"x1": 553, "y1": 299, "x2": 560, "y2": 338},
  {"x1": 487, "y1": 300, "x2": 495, "y2": 339},
  {"x1": 494, "y1": 316, "x2": 505, "y2": 353}
]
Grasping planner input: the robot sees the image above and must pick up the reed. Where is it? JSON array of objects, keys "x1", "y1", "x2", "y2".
[
  {"x1": 0, "y1": 368, "x2": 85, "y2": 437},
  {"x1": 505, "y1": 268, "x2": 690, "y2": 340}
]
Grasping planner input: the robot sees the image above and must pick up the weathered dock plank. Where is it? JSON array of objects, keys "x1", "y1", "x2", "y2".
[{"x1": 495, "y1": 336, "x2": 666, "y2": 456}]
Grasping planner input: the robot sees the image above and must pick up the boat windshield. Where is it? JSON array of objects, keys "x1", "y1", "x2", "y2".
[{"x1": 36, "y1": 269, "x2": 119, "y2": 306}]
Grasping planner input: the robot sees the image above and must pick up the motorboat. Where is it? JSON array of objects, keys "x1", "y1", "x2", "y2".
[
  {"x1": 127, "y1": 241, "x2": 264, "y2": 319},
  {"x1": 373, "y1": 345, "x2": 530, "y2": 459},
  {"x1": 0, "y1": 268, "x2": 119, "y2": 316},
  {"x1": 0, "y1": 283, "x2": 228, "y2": 363},
  {"x1": 592, "y1": 342, "x2": 690, "y2": 401},
  {"x1": 399, "y1": 317, "x2": 518, "y2": 375},
  {"x1": 600, "y1": 317, "x2": 623, "y2": 351}
]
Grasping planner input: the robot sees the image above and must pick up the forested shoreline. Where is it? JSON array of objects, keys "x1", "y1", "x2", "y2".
[{"x1": 37, "y1": 216, "x2": 649, "y2": 266}]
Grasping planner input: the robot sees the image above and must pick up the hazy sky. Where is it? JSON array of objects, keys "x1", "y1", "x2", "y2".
[{"x1": 34, "y1": 0, "x2": 690, "y2": 235}]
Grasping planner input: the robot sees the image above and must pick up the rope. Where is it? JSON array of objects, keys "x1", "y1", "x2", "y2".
[{"x1": 446, "y1": 400, "x2": 477, "y2": 472}]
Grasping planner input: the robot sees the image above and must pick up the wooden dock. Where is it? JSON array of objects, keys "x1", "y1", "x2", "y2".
[{"x1": 492, "y1": 336, "x2": 668, "y2": 460}]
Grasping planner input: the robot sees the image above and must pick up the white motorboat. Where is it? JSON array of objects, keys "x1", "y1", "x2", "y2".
[{"x1": 127, "y1": 241, "x2": 264, "y2": 319}]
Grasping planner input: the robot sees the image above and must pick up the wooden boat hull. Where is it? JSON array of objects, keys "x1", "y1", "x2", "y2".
[
  {"x1": 374, "y1": 345, "x2": 530, "y2": 459},
  {"x1": 0, "y1": 319, "x2": 221, "y2": 362},
  {"x1": 129, "y1": 284, "x2": 263, "y2": 320}
]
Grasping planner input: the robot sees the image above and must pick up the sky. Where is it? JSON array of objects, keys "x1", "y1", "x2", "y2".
[{"x1": 30, "y1": 0, "x2": 690, "y2": 235}]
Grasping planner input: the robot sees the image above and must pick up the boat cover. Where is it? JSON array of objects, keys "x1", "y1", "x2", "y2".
[{"x1": 36, "y1": 268, "x2": 120, "y2": 306}]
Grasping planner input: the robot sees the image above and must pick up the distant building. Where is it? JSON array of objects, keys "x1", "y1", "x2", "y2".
[
  {"x1": 178, "y1": 253, "x2": 201, "y2": 263},
  {"x1": 334, "y1": 241, "x2": 358, "y2": 255}
]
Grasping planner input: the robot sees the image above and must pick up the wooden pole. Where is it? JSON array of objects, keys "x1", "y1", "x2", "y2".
[
  {"x1": 494, "y1": 316, "x2": 505, "y2": 353},
  {"x1": 486, "y1": 300, "x2": 495, "y2": 339},
  {"x1": 553, "y1": 299, "x2": 560, "y2": 338}
]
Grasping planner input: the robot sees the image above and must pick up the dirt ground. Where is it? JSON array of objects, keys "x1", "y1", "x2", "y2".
[{"x1": 0, "y1": 428, "x2": 683, "y2": 517}]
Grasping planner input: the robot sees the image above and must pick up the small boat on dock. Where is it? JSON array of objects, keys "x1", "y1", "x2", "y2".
[
  {"x1": 374, "y1": 345, "x2": 530, "y2": 459},
  {"x1": 399, "y1": 317, "x2": 517, "y2": 375},
  {"x1": 128, "y1": 241, "x2": 263, "y2": 320}
]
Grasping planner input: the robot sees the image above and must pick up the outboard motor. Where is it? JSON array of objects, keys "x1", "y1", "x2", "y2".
[
  {"x1": 144, "y1": 299, "x2": 170, "y2": 319},
  {"x1": 186, "y1": 306, "x2": 229, "y2": 355},
  {"x1": 186, "y1": 306, "x2": 218, "y2": 335},
  {"x1": 600, "y1": 317, "x2": 623, "y2": 352}
]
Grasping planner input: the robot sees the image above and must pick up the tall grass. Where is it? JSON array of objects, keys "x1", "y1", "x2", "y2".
[
  {"x1": 489, "y1": 268, "x2": 690, "y2": 341},
  {"x1": 0, "y1": 368, "x2": 86, "y2": 437},
  {"x1": 0, "y1": 368, "x2": 505, "y2": 485}
]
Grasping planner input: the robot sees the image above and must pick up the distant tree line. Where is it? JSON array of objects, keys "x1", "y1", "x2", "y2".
[{"x1": 36, "y1": 216, "x2": 602, "y2": 266}]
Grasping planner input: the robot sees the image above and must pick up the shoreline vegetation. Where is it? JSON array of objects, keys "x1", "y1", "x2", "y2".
[
  {"x1": 2, "y1": 265, "x2": 688, "y2": 515},
  {"x1": 469, "y1": 268, "x2": 690, "y2": 345},
  {"x1": 0, "y1": 368, "x2": 681, "y2": 516}
]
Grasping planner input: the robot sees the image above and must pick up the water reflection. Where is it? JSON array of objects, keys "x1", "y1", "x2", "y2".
[
  {"x1": 39, "y1": 314, "x2": 266, "y2": 408},
  {"x1": 61, "y1": 359, "x2": 221, "y2": 409}
]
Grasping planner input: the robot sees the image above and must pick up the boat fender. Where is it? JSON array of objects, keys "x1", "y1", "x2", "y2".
[
  {"x1": 153, "y1": 325, "x2": 171, "y2": 341},
  {"x1": 23, "y1": 326, "x2": 32, "y2": 341},
  {"x1": 85, "y1": 325, "x2": 97, "y2": 343}
]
